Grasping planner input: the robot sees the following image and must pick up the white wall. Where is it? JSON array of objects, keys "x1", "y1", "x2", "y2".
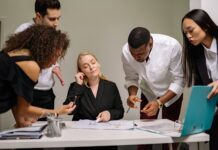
[
  {"x1": 190, "y1": 0, "x2": 218, "y2": 24},
  {"x1": 0, "y1": 0, "x2": 189, "y2": 130},
  {"x1": 202, "y1": 0, "x2": 218, "y2": 24}
]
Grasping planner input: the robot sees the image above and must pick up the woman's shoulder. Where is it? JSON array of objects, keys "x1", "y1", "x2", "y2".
[
  {"x1": 101, "y1": 79, "x2": 117, "y2": 87},
  {"x1": 4, "y1": 49, "x2": 40, "y2": 82},
  {"x1": 16, "y1": 61, "x2": 40, "y2": 82},
  {"x1": 0, "y1": 52, "x2": 38, "y2": 82}
]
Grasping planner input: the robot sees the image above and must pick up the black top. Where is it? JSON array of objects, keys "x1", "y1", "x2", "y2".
[
  {"x1": 194, "y1": 37, "x2": 218, "y2": 85},
  {"x1": 0, "y1": 51, "x2": 36, "y2": 114},
  {"x1": 63, "y1": 79, "x2": 124, "y2": 121}
]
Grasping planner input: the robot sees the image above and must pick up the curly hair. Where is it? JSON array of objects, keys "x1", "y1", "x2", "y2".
[{"x1": 2, "y1": 25, "x2": 70, "y2": 69}]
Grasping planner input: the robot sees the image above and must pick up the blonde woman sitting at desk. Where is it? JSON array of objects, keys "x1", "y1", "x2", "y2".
[
  {"x1": 64, "y1": 51, "x2": 124, "y2": 150},
  {"x1": 64, "y1": 51, "x2": 124, "y2": 123}
]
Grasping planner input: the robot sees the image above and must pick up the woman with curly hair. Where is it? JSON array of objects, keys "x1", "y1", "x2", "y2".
[{"x1": 0, "y1": 25, "x2": 75, "y2": 127}]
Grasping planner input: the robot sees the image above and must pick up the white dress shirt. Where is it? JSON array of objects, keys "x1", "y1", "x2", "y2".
[
  {"x1": 14, "y1": 21, "x2": 34, "y2": 33},
  {"x1": 34, "y1": 64, "x2": 59, "y2": 90},
  {"x1": 203, "y1": 38, "x2": 218, "y2": 81},
  {"x1": 122, "y1": 34, "x2": 184, "y2": 107}
]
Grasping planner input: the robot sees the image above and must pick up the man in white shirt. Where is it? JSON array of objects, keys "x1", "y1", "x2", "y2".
[
  {"x1": 122, "y1": 27, "x2": 184, "y2": 150},
  {"x1": 14, "y1": 0, "x2": 64, "y2": 122}
]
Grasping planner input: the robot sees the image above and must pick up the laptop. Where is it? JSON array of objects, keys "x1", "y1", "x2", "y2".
[{"x1": 181, "y1": 86, "x2": 218, "y2": 136}]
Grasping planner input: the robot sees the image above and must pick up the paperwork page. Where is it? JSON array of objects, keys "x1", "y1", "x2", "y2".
[
  {"x1": 73, "y1": 120, "x2": 134, "y2": 130},
  {"x1": 134, "y1": 119, "x2": 182, "y2": 137}
]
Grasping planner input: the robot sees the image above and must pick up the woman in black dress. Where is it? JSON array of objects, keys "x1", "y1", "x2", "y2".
[
  {"x1": 0, "y1": 25, "x2": 75, "y2": 127},
  {"x1": 64, "y1": 51, "x2": 124, "y2": 150},
  {"x1": 64, "y1": 51, "x2": 124, "y2": 122}
]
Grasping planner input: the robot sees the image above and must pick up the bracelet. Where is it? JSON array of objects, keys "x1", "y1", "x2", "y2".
[{"x1": 156, "y1": 99, "x2": 163, "y2": 109}]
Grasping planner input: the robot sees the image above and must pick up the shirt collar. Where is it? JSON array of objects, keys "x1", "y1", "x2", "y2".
[{"x1": 203, "y1": 38, "x2": 217, "y2": 54}]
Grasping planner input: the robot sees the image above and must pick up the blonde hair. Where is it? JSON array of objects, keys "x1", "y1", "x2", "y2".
[{"x1": 77, "y1": 51, "x2": 107, "y2": 86}]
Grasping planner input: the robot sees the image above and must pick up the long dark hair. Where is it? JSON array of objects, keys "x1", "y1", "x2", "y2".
[
  {"x1": 181, "y1": 9, "x2": 218, "y2": 86},
  {"x1": 2, "y1": 25, "x2": 69, "y2": 69}
]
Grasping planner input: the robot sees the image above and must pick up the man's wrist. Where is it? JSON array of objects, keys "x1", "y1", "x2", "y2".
[{"x1": 156, "y1": 99, "x2": 163, "y2": 109}]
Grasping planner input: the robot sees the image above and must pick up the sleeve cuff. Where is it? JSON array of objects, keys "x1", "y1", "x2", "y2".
[
  {"x1": 169, "y1": 83, "x2": 183, "y2": 95},
  {"x1": 124, "y1": 81, "x2": 138, "y2": 89}
]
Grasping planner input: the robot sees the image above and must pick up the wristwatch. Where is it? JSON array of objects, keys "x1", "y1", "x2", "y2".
[{"x1": 156, "y1": 99, "x2": 163, "y2": 109}]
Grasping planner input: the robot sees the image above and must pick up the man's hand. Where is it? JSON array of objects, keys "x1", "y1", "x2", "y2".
[
  {"x1": 52, "y1": 66, "x2": 65, "y2": 86},
  {"x1": 141, "y1": 100, "x2": 159, "y2": 116},
  {"x1": 127, "y1": 95, "x2": 142, "y2": 109}
]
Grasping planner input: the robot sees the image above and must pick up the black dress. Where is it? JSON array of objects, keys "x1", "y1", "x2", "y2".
[
  {"x1": 63, "y1": 79, "x2": 124, "y2": 121},
  {"x1": 0, "y1": 51, "x2": 36, "y2": 114},
  {"x1": 64, "y1": 79, "x2": 123, "y2": 150}
]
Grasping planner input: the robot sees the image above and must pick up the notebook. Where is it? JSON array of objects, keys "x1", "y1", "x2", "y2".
[
  {"x1": 181, "y1": 86, "x2": 218, "y2": 136},
  {"x1": 0, "y1": 124, "x2": 47, "y2": 140}
]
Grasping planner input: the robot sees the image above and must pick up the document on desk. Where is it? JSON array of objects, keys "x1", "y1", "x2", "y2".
[
  {"x1": 134, "y1": 119, "x2": 181, "y2": 137},
  {"x1": 73, "y1": 119, "x2": 134, "y2": 130}
]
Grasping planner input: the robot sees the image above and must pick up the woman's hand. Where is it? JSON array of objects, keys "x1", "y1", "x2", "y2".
[
  {"x1": 75, "y1": 72, "x2": 85, "y2": 85},
  {"x1": 208, "y1": 81, "x2": 218, "y2": 99},
  {"x1": 96, "y1": 111, "x2": 111, "y2": 122},
  {"x1": 56, "y1": 102, "x2": 76, "y2": 115},
  {"x1": 14, "y1": 117, "x2": 37, "y2": 128}
]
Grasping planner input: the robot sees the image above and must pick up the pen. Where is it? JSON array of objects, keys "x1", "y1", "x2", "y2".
[
  {"x1": 74, "y1": 96, "x2": 78, "y2": 104},
  {"x1": 136, "y1": 127, "x2": 160, "y2": 134},
  {"x1": 68, "y1": 95, "x2": 78, "y2": 104},
  {"x1": 96, "y1": 113, "x2": 102, "y2": 122},
  {"x1": 145, "y1": 129, "x2": 160, "y2": 134},
  {"x1": 126, "y1": 96, "x2": 142, "y2": 113},
  {"x1": 96, "y1": 117, "x2": 101, "y2": 123},
  {"x1": 126, "y1": 107, "x2": 130, "y2": 113}
]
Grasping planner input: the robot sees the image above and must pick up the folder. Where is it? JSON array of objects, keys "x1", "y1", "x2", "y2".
[
  {"x1": 181, "y1": 86, "x2": 218, "y2": 136},
  {"x1": 0, "y1": 124, "x2": 47, "y2": 140}
]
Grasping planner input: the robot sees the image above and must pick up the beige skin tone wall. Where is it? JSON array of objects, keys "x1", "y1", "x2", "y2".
[{"x1": 0, "y1": 0, "x2": 189, "y2": 130}]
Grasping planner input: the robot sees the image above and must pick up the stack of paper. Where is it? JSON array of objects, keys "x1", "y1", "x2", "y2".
[{"x1": 0, "y1": 124, "x2": 47, "y2": 140}]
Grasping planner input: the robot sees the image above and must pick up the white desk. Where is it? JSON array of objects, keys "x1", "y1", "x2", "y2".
[{"x1": 0, "y1": 121, "x2": 209, "y2": 149}]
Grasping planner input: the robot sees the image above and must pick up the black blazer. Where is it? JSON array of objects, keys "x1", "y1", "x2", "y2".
[{"x1": 63, "y1": 79, "x2": 124, "y2": 121}]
